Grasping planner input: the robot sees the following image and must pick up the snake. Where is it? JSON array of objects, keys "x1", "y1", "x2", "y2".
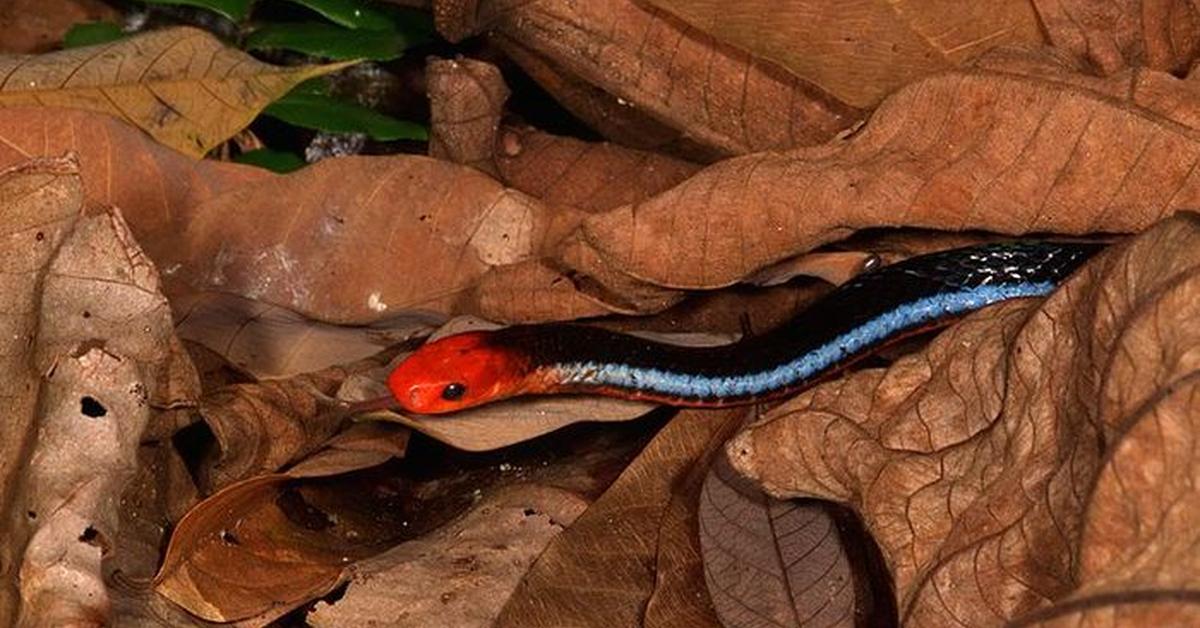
[{"x1": 386, "y1": 241, "x2": 1103, "y2": 415}]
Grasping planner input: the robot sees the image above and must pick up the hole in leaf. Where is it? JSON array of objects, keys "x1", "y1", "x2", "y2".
[
  {"x1": 80, "y1": 396, "x2": 106, "y2": 418},
  {"x1": 78, "y1": 526, "x2": 99, "y2": 544}
]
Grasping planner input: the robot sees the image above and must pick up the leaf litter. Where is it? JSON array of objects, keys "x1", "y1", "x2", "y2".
[
  {"x1": 2, "y1": 1, "x2": 1200, "y2": 626},
  {"x1": 727, "y1": 214, "x2": 1200, "y2": 625}
]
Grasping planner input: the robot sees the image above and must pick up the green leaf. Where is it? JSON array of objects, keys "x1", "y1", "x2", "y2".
[
  {"x1": 263, "y1": 92, "x2": 428, "y2": 141},
  {"x1": 233, "y1": 148, "x2": 306, "y2": 173},
  {"x1": 281, "y1": 0, "x2": 393, "y2": 30},
  {"x1": 142, "y1": 0, "x2": 254, "y2": 22},
  {"x1": 245, "y1": 22, "x2": 404, "y2": 60},
  {"x1": 63, "y1": 22, "x2": 125, "y2": 49}
]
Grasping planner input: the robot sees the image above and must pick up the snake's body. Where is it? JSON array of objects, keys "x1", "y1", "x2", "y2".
[{"x1": 387, "y1": 241, "x2": 1103, "y2": 414}]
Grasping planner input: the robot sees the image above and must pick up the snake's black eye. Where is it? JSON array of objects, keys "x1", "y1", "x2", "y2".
[{"x1": 441, "y1": 382, "x2": 467, "y2": 401}]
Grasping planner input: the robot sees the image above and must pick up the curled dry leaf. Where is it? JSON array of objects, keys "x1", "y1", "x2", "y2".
[
  {"x1": 173, "y1": 291, "x2": 438, "y2": 379},
  {"x1": 565, "y1": 68, "x2": 1200, "y2": 290},
  {"x1": 0, "y1": 28, "x2": 348, "y2": 157},
  {"x1": 495, "y1": 408, "x2": 745, "y2": 627},
  {"x1": 154, "y1": 475, "x2": 377, "y2": 624},
  {"x1": 0, "y1": 157, "x2": 197, "y2": 624},
  {"x1": 0, "y1": 107, "x2": 267, "y2": 253},
  {"x1": 427, "y1": 57, "x2": 509, "y2": 177},
  {"x1": 162, "y1": 155, "x2": 576, "y2": 324},
  {"x1": 726, "y1": 214, "x2": 1200, "y2": 624},
  {"x1": 196, "y1": 351, "x2": 395, "y2": 491},
  {"x1": 308, "y1": 484, "x2": 588, "y2": 628},
  {"x1": 436, "y1": 0, "x2": 861, "y2": 156},
  {"x1": 644, "y1": 0, "x2": 1043, "y2": 108}
]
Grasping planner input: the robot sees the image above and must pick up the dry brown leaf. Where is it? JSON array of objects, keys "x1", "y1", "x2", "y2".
[
  {"x1": 488, "y1": 36, "x2": 721, "y2": 160},
  {"x1": 436, "y1": 0, "x2": 862, "y2": 157},
  {"x1": 645, "y1": 0, "x2": 1043, "y2": 108},
  {"x1": 494, "y1": 126, "x2": 701, "y2": 213},
  {"x1": 308, "y1": 484, "x2": 588, "y2": 627},
  {"x1": 698, "y1": 459, "x2": 861, "y2": 628},
  {"x1": 154, "y1": 475, "x2": 374, "y2": 623},
  {"x1": 427, "y1": 57, "x2": 509, "y2": 176},
  {"x1": 173, "y1": 291, "x2": 438, "y2": 379},
  {"x1": 1035, "y1": 0, "x2": 1200, "y2": 75},
  {"x1": 468, "y1": 259, "x2": 621, "y2": 323},
  {"x1": 155, "y1": 426, "x2": 636, "y2": 625},
  {"x1": 495, "y1": 408, "x2": 745, "y2": 627},
  {"x1": 564, "y1": 68, "x2": 1200, "y2": 290},
  {"x1": 160, "y1": 155, "x2": 577, "y2": 324},
  {"x1": 726, "y1": 214, "x2": 1200, "y2": 624},
  {"x1": 284, "y1": 422, "x2": 410, "y2": 478},
  {"x1": 195, "y1": 351, "x2": 396, "y2": 491},
  {"x1": 0, "y1": 0, "x2": 119, "y2": 54},
  {"x1": 0, "y1": 107, "x2": 267, "y2": 253},
  {"x1": 0, "y1": 28, "x2": 348, "y2": 157},
  {"x1": 0, "y1": 156, "x2": 198, "y2": 624}
]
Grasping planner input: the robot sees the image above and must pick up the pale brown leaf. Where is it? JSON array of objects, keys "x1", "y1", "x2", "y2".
[
  {"x1": 726, "y1": 214, "x2": 1200, "y2": 624},
  {"x1": 195, "y1": 352, "x2": 393, "y2": 491},
  {"x1": 0, "y1": 157, "x2": 198, "y2": 624},
  {"x1": 172, "y1": 291, "x2": 438, "y2": 379},
  {"x1": 0, "y1": 28, "x2": 349, "y2": 157},
  {"x1": 153, "y1": 475, "x2": 360, "y2": 623},
  {"x1": 487, "y1": 36, "x2": 721, "y2": 160}
]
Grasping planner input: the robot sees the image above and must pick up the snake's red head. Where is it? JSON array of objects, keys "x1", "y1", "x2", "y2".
[{"x1": 386, "y1": 331, "x2": 537, "y2": 414}]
